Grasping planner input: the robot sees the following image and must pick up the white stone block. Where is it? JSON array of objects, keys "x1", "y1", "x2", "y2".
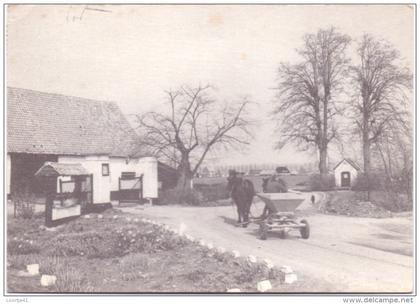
[
  {"x1": 40, "y1": 275, "x2": 57, "y2": 287},
  {"x1": 97, "y1": 214, "x2": 103, "y2": 219},
  {"x1": 227, "y1": 288, "x2": 241, "y2": 292},
  {"x1": 179, "y1": 223, "x2": 187, "y2": 235},
  {"x1": 232, "y1": 250, "x2": 240, "y2": 258},
  {"x1": 284, "y1": 273, "x2": 297, "y2": 284},
  {"x1": 84, "y1": 215, "x2": 90, "y2": 219},
  {"x1": 257, "y1": 280, "x2": 272, "y2": 292},
  {"x1": 199, "y1": 240, "x2": 206, "y2": 246},
  {"x1": 263, "y1": 259, "x2": 274, "y2": 269},
  {"x1": 206, "y1": 243, "x2": 214, "y2": 250},
  {"x1": 280, "y1": 265, "x2": 293, "y2": 274},
  {"x1": 26, "y1": 264, "x2": 39, "y2": 275},
  {"x1": 247, "y1": 255, "x2": 257, "y2": 263}
]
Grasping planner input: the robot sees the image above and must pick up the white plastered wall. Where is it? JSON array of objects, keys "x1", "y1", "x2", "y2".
[
  {"x1": 57, "y1": 155, "x2": 159, "y2": 204},
  {"x1": 334, "y1": 160, "x2": 358, "y2": 187},
  {"x1": 58, "y1": 155, "x2": 111, "y2": 204}
]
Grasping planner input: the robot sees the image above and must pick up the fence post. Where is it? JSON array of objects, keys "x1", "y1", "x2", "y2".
[{"x1": 45, "y1": 193, "x2": 53, "y2": 227}]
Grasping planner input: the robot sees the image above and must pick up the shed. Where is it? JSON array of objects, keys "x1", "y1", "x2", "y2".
[
  {"x1": 333, "y1": 159, "x2": 360, "y2": 188},
  {"x1": 35, "y1": 162, "x2": 89, "y2": 177},
  {"x1": 35, "y1": 162, "x2": 93, "y2": 226}
]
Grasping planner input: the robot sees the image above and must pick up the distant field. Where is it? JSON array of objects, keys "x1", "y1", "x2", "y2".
[{"x1": 193, "y1": 174, "x2": 310, "y2": 193}]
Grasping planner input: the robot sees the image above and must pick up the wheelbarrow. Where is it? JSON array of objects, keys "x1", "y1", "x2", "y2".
[{"x1": 254, "y1": 192, "x2": 310, "y2": 240}]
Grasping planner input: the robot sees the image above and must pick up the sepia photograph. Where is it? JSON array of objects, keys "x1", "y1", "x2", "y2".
[{"x1": 3, "y1": 3, "x2": 415, "y2": 298}]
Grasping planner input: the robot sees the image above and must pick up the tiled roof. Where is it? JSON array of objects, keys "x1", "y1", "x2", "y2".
[
  {"x1": 333, "y1": 158, "x2": 361, "y2": 171},
  {"x1": 7, "y1": 87, "x2": 140, "y2": 157}
]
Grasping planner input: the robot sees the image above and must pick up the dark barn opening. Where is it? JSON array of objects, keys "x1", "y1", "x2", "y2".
[
  {"x1": 9, "y1": 153, "x2": 58, "y2": 198},
  {"x1": 158, "y1": 162, "x2": 178, "y2": 191}
]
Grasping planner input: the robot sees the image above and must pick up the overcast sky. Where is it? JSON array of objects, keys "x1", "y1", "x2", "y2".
[{"x1": 6, "y1": 5, "x2": 414, "y2": 167}]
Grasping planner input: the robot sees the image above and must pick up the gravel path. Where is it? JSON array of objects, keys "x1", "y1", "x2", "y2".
[{"x1": 119, "y1": 192, "x2": 413, "y2": 293}]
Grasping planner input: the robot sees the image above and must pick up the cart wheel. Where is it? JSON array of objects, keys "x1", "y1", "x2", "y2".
[
  {"x1": 259, "y1": 223, "x2": 268, "y2": 240},
  {"x1": 300, "y1": 219, "x2": 310, "y2": 239}
]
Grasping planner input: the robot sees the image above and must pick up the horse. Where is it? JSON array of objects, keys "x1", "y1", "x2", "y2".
[{"x1": 227, "y1": 170, "x2": 255, "y2": 227}]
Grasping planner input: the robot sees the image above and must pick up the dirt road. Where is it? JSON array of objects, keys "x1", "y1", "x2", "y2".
[{"x1": 120, "y1": 193, "x2": 413, "y2": 293}]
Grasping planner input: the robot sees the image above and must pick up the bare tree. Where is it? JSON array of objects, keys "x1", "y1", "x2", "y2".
[
  {"x1": 350, "y1": 34, "x2": 412, "y2": 195},
  {"x1": 274, "y1": 27, "x2": 350, "y2": 178},
  {"x1": 136, "y1": 85, "x2": 253, "y2": 189}
]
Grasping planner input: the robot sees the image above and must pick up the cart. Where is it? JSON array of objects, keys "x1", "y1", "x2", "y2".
[{"x1": 254, "y1": 192, "x2": 310, "y2": 240}]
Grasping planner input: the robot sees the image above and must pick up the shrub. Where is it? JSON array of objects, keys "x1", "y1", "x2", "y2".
[
  {"x1": 352, "y1": 173, "x2": 384, "y2": 191},
  {"x1": 308, "y1": 174, "x2": 335, "y2": 191},
  {"x1": 39, "y1": 255, "x2": 62, "y2": 275},
  {"x1": 55, "y1": 265, "x2": 94, "y2": 292},
  {"x1": 234, "y1": 260, "x2": 270, "y2": 283},
  {"x1": 46, "y1": 223, "x2": 189, "y2": 258},
  {"x1": 46, "y1": 231, "x2": 123, "y2": 258},
  {"x1": 8, "y1": 239, "x2": 41, "y2": 255},
  {"x1": 157, "y1": 188, "x2": 201, "y2": 205},
  {"x1": 193, "y1": 183, "x2": 229, "y2": 202},
  {"x1": 11, "y1": 192, "x2": 36, "y2": 219},
  {"x1": 7, "y1": 254, "x2": 42, "y2": 269}
]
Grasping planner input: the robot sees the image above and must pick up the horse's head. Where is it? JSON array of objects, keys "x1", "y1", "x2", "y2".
[{"x1": 227, "y1": 170, "x2": 242, "y2": 192}]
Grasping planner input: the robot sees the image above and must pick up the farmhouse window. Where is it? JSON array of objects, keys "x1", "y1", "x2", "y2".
[{"x1": 102, "y1": 163, "x2": 110, "y2": 176}]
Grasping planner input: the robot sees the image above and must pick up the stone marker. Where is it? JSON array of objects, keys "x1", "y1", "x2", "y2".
[
  {"x1": 280, "y1": 265, "x2": 293, "y2": 274},
  {"x1": 227, "y1": 288, "x2": 241, "y2": 293},
  {"x1": 40, "y1": 275, "x2": 57, "y2": 287},
  {"x1": 247, "y1": 255, "x2": 257, "y2": 263},
  {"x1": 257, "y1": 280, "x2": 272, "y2": 292},
  {"x1": 206, "y1": 243, "x2": 214, "y2": 250},
  {"x1": 27, "y1": 264, "x2": 39, "y2": 275},
  {"x1": 179, "y1": 223, "x2": 187, "y2": 235},
  {"x1": 263, "y1": 259, "x2": 274, "y2": 269},
  {"x1": 199, "y1": 240, "x2": 206, "y2": 246},
  {"x1": 231, "y1": 250, "x2": 240, "y2": 258},
  {"x1": 97, "y1": 214, "x2": 103, "y2": 219},
  {"x1": 284, "y1": 273, "x2": 298, "y2": 284}
]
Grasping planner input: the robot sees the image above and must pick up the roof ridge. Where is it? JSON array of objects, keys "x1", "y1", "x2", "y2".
[{"x1": 7, "y1": 86, "x2": 117, "y2": 107}]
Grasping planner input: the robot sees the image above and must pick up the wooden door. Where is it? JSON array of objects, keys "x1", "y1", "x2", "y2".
[{"x1": 341, "y1": 171, "x2": 351, "y2": 187}]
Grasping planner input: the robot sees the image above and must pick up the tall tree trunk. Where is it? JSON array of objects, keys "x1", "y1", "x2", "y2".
[
  {"x1": 176, "y1": 153, "x2": 193, "y2": 190},
  {"x1": 362, "y1": 118, "x2": 371, "y2": 200},
  {"x1": 319, "y1": 96, "x2": 329, "y2": 178},
  {"x1": 319, "y1": 144, "x2": 328, "y2": 176}
]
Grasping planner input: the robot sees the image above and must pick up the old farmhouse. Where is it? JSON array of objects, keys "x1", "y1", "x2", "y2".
[{"x1": 6, "y1": 87, "x2": 175, "y2": 207}]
